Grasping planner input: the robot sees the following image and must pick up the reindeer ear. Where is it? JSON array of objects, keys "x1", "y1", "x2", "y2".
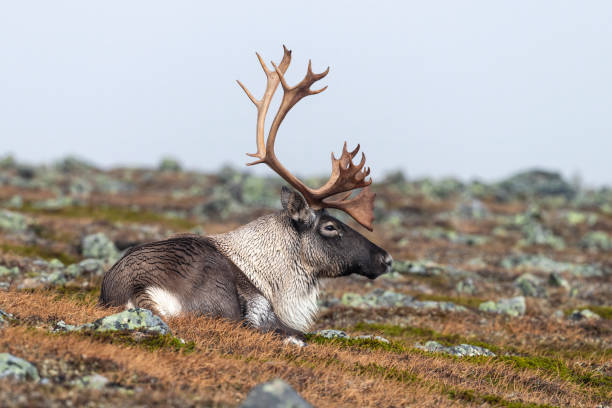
[{"x1": 281, "y1": 186, "x2": 314, "y2": 225}]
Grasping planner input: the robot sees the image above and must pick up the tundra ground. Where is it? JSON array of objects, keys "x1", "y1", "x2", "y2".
[{"x1": 0, "y1": 158, "x2": 610, "y2": 407}]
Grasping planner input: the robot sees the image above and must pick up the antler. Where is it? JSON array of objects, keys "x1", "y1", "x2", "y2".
[{"x1": 237, "y1": 46, "x2": 375, "y2": 231}]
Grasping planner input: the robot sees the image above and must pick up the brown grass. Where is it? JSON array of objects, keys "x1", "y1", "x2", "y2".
[{"x1": 1, "y1": 290, "x2": 608, "y2": 407}]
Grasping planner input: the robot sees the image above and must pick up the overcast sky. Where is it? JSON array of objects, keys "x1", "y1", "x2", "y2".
[{"x1": 1, "y1": 1, "x2": 611, "y2": 186}]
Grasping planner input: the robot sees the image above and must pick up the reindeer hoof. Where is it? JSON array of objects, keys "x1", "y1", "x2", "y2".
[{"x1": 283, "y1": 336, "x2": 307, "y2": 347}]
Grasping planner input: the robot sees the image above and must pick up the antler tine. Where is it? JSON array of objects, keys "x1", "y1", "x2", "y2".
[{"x1": 237, "y1": 46, "x2": 292, "y2": 164}]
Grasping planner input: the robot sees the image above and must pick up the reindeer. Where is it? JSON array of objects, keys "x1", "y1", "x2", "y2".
[{"x1": 99, "y1": 46, "x2": 392, "y2": 344}]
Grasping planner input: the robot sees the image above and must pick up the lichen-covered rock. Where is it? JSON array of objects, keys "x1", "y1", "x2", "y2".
[
  {"x1": 341, "y1": 290, "x2": 413, "y2": 308},
  {"x1": 341, "y1": 289, "x2": 467, "y2": 312},
  {"x1": 497, "y1": 169, "x2": 575, "y2": 199},
  {"x1": 158, "y1": 157, "x2": 182, "y2": 172},
  {"x1": 479, "y1": 296, "x2": 526, "y2": 317},
  {"x1": 500, "y1": 254, "x2": 608, "y2": 278},
  {"x1": 81, "y1": 233, "x2": 119, "y2": 264},
  {"x1": 415, "y1": 341, "x2": 495, "y2": 357},
  {"x1": 548, "y1": 272, "x2": 570, "y2": 290},
  {"x1": 580, "y1": 231, "x2": 612, "y2": 252},
  {"x1": 454, "y1": 197, "x2": 489, "y2": 219},
  {"x1": 0, "y1": 309, "x2": 14, "y2": 328},
  {"x1": 514, "y1": 273, "x2": 544, "y2": 297},
  {"x1": 455, "y1": 278, "x2": 476, "y2": 295},
  {"x1": 315, "y1": 329, "x2": 349, "y2": 339},
  {"x1": 0, "y1": 265, "x2": 20, "y2": 278},
  {"x1": 65, "y1": 258, "x2": 106, "y2": 278},
  {"x1": 393, "y1": 259, "x2": 445, "y2": 276},
  {"x1": 240, "y1": 378, "x2": 312, "y2": 408},
  {"x1": 71, "y1": 373, "x2": 109, "y2": 389},
  {"x1": 569, "y1": 309, "x2": 601, "y2": 321},
  {"x1": 518, "y1": 222, "x2": 565, "y2": 250},
  {"x1": 0, "y1": 209, "x2": 29, "y2": 233},
  {"x1": 0, "y1": 353, "x2": 40, "y2": 382},
  {"x1": 55, "y1": 308, "x2": 170, "y2": 335},
  {"x1": 356, "y1": 335, "x2": 390, "y2": 343}
]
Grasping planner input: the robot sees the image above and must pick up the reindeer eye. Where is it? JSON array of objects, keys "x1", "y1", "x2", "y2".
[{"x1": 324, "y1": 225, "x2": 336, "y2": 231}]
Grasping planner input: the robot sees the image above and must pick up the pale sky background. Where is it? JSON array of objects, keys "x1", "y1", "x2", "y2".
[{"x1": 1, "y1": 1, "x2": 611, "y2": 186}]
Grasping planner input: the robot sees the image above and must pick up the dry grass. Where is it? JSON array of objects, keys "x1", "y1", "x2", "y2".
[{"x1": 1, "y1": 290, "x2": 609, "y2": 407}]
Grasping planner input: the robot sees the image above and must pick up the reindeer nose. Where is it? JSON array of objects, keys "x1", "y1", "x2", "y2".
[{"x1": 382, "y1": 253, "x2": 393, "y2": 269}]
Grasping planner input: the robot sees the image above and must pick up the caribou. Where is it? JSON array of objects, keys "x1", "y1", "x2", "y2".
[{"x1": 99, "y1": 46, "x2": 392, "y2": 344}]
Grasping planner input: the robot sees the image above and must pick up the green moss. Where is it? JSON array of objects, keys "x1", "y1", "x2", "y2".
[
  {"x1": 446, "y1": 387, "x2": 557, "y2": 408},
  {"x1": 306, "y1": 333, "x2": 406, "y2": 354},
  {"x1": 354, "y1": 322, "x2": 466, "y2": 347},
  {"x1": 52, "y1": 286, "x2": 101, "y2": 306},
  {"x1": 59, "y1": 330, "x2": 196, "y2": 354},
  {"x1": 21, "y1": 204, "x2": 198, "y2": 231},
  {"x1": 564, "y1": 305, "x2": 612, "y2": 320},
  {"x1": 0, "y1": 242, "x2": 79, "y2": 265},
  {"x1": 499, "y1": 355, "x2": 611, "y2": 390}
]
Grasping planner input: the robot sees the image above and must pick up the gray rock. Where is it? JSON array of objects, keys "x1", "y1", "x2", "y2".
[
  {"x1": 81, "y1": 233, "x2": 119, "y2": 264},
  {"x1": 315, "y1": 329, "x2": 349, "y2": 339},
  {"x1": 393, "y1": 260, "x2": 444, "y2": 276},
  {"x1": 455, "y1": 278, "x2": 476, "y2": 295},
  {"x1": 0, "y1": 209, "x2": 29, "y2": 233},
  {"x1": 240, "y1": 378, "x2": 311, "y2": 408},
  {"x1": 580, "y1": 231, "x2": 612, "y2": 252},
  {"x1": 356, "y1": 335, "x2": 390, "y2": 344},
  {"x1": 158, "y1": 157, "x2": 182, "y2": 172},
  {"x1": 0, "y1": 309, "x2": 14, "y2": 328},
  {"x1": 71, "y1": 373, "x2": 109, "y2": 389},
  {"x1": 0, "y1": 265, "x2": 20, "y2": 278},
  {"x1": 66, "y1": 259, "x2": 106, "y2": 278},
  {"x1": 479, "y1": 296, "x2": 526, "y2": 317},
  {"x1": 548, "y1": 272, "x2": 570, "y2": 290},
  {"x1": 0, "y1": 353, "x2": 40, "y2": 382},
  {"x1": 454, "y1": 197, "x2": 489, "y2": 219},
  {"x1": 55, "y1": 308, "x2": 170, "y2": 335},
  {"x1": 415, "y1": 341, "x2": 495, "y2": 357},
  {"x1": 497, "y1": 169, "x2": 575, "y2": 199},
  {"x1": 341, "y1": 289, "x2": 467, "y2": 312},
  {"x1": 514, "y1": 273, "x2": 544, "y2": 297},
  {"x1": 569, "y1": 309, "x2": 601, "y2": 321}
]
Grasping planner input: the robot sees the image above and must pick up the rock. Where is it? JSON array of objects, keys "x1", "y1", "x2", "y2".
[
  {"x1": 341, "y1": 290, "x2": 413, "y2": 308},
  {"x1": 0, "y1": 265, "x2": 20, "y2": 278},
  {"x1": 479, "y1": 296, "x2": 526, "y2": 317},
  {"x1": 341, "y1": 289, "x2": 467, "y2": 312},
  {"x1": 393, "y1": 260, "x2": 444, "y2": 276},
  {"x1": 81, "y1": 233, "x2": 120, "y2": 264},
  {"x1": 356, "y1": 335, "x2": 390, "y2": 344},
  {"x1": 0, "y1": 353, "x2": 40, "y2": 382},
  {"x1": 514, "y1": 273, "x2": 544, "y2": 297},
  {"x1": 71, "y1": 373, "x2": 109, "y2": 389},
  {"x1": 0, "y1": 209, "x2": 29, "y2": 233},
  {"x1": 569, "y1": 309, "x2": 601, "y2": 321},
  {"x1": 65, "y1": 259, "x2": 106, "y2": 278},
  {"x1": 580, "y1": 231, "x2": 612, "y2": 252},
  {"x1": 0, "y1": 309, "x2": 14, "y2": 328},
  {"x1": 158, "y1": 157, "x2": 182, "y2": 172},
  {"x1": 497, "y1": 169, "x2": 575, "y2": 199},
  {"x1": 518, "y1": 222, "x2": 565, "y2": 250},
  {"x1": 455, "y1": 278, "x2": 476, "y2": 295},
  {"x1": 415, "y1": 341, "x2": 495, "y2": 357},
  {"x1": 55, "y1": 308, "x2": 170, "y2": 335},
  {"x1": 500, "y1": 254, "x2": 608, "y2": 278},
  {"x1": 315, "y1": 329, "x2": 349, "y2": 339},
  {"x1": 454, "y1": 197, "x2": 489, "y2": 219},
  {"x1": 548, "y1": 272, "x2": 570, "y2": 290},
  {"x1": 240, "y1": 378, "x2": 312, "y2": 408},
  {"x1": 55, "y1": 156, "x2": 95, "y2": 173}
]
